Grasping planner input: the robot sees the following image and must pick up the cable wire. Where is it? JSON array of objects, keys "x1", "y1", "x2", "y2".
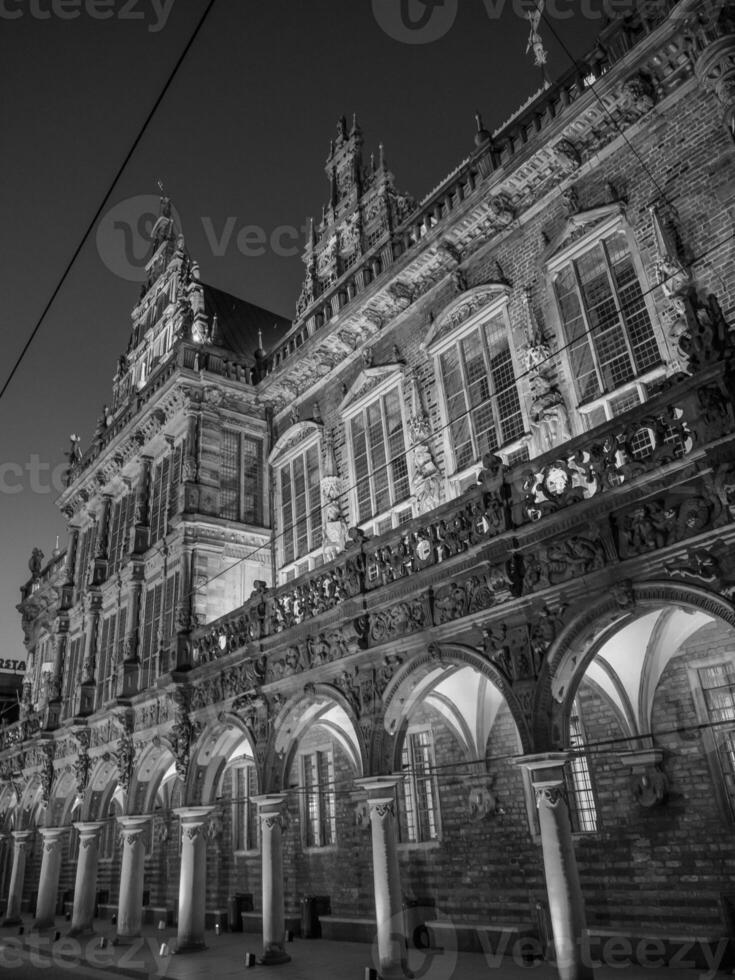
[{"x1": 0, "y1": 0, "x2": 219, "y2": 406}]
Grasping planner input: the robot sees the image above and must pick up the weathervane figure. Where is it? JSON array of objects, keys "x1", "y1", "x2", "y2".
[{"x1": 526, "y1": 0, "x2": 549, "y2": 71}]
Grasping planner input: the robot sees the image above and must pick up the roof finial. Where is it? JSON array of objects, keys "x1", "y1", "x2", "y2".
[
  {"x1": 157, "y1": 177, "x2": 165, "y2": 195},
  {"x1": 378, "y1": 142, "x2": 385, "y2": 169},
  {"x1": 258, "y1": 328, "x2": 264, "y2": 352},
  {"x1": 474, "y1": 111, "x2": 491, "y2": 147},
  {"x1": 526, "y1": 0, "x2": 549, "y2": 76}
]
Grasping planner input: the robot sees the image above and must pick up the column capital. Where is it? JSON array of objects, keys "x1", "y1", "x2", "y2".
[
  {"x1": 38, "y1": 825, "x2": 67, "y2": 840},
  {"x1": 116, "y1": 814, "x2": 151, "y2": 843},
  {"x1": 354, "y1": 774, "x2": 404, "y2": 803},
  {"x1": 514, "y1": 751, "x2": 570, "y2": 786},
  {"x1": 73, "y1": 821, "x2": 105, "y2": 834},
  {"x1": 253, "y1": 793, "x2": 288, "y2": 831},
  {"x1": 11, "y1": 830, "x2": 34, "y2": 846},
  {"x1": 38, "y1": 826, "x2": 68, "y2": 852},
  {"x1": 173, "y1": 805, "x2": 215, "y2": 825},
  {"x1": 253, "y1": 793, "x2": 288, "y2": 815}
]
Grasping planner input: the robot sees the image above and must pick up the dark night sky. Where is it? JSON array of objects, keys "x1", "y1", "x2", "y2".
[{"x1": 0, "y1": 0, "x2": 605, "y2": 661}]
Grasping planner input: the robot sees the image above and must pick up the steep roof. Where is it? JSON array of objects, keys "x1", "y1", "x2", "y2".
[{"x1": 202, "y1": 283, "x2": 291, "y2": 361}]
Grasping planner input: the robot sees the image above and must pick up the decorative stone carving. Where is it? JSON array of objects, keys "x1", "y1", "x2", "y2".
[
  {"x1": 407, "y1": 370, "x2": 441, "y2": 515},
  {"x1": 468, "y1": 783, "x2": 498, "y2": 822},
  {"x1": 116, "y1": 719, "x2": 135, "y2": 793}
]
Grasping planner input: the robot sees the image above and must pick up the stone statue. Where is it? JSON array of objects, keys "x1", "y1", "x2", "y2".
[
  {"x1": 28, "y1": 548, "x2": 44, "y2": 579},
  {"x1": 412, "y1": 442, "x2": 441, "y2": 515},
  {"x1": 527, "y1": 374, "x2": 571, "y2": 451}
]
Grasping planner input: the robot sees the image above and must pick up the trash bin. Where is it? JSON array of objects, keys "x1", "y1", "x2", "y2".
[
  {"x1": 403, "y1": 897, "x2": 436, "y2": 950},
  {"x1": 228, "y1": 892, "x2": 253, "y2": 933},
  {"x1": 300, "y1": 895, "x2": 331, "y2": 939}
]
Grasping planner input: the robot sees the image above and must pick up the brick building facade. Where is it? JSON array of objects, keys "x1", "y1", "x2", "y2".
[{"x1": 3, "y1": 2, "x2": 735, "y2": 975}]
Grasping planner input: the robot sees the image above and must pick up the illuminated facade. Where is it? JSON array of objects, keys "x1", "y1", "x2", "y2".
[{"x1": 4, "y1": 2, "x2": 735, "y2": 975}]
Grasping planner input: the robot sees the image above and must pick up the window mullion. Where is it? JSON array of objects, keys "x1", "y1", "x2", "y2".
[
  {"x1": 364, "y1": 407, "x2": 377, "y2": 517},
  {"x1": 458, "y1": 340, "x2": 478, "y2": 461},
  {"x1": 380, "y1": 396, "x2": 394, "y2": 508},
  {"x1": 601, "y1": 238, "x2": 637, "y2": 368},
  {"x1": 571, "y1": 260, "x2": 605, "y2": 395}
]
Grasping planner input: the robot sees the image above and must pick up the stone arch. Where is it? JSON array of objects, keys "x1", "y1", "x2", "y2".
[
  {"x1": 84, "y1": 753, "x2": 119, "y2": 822},
  {"x1": 46, "y1": 767, "x2": 78, "y2": 828},
  {"x1": 17, "y1": 775, "x2": 44, "y2": 831},
  {"x1": 266, "y1": 685, "x2": 365, "y2": 795},
  {"x1": 0, "y1": 783, "x2": 18, "y2": 832},
  {"x1": 186, "y1": 713, "x2": 258, "y2": 805},
  {"x1": 381, "y1": 642, "x2": 533, "y2": 773},
  {"x1": 536, "y1": 580, "x2": 735, "y2": 750},
  {"x1": 126, "y1": 737, "x2": 177, "y2": 815}
]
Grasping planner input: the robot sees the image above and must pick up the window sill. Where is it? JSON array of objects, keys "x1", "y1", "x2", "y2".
[
  {"x1": 576, "y1": 365, "x2": 667, "y2": 415},
  {"x1": 302, "y1": 844, "x2": 339, "y2": 854},
  {"x1": 397, "y1": 839, "x2": 441, "y2": 852},
  {"x1": 234, "y1": 849, "x2": 260, "y2": 858}
]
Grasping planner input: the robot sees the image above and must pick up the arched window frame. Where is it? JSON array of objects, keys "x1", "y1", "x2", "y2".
[
  {"x1": 543, "y1": 208, "x2": 669, "y2": 431},
  {"x1": 269, "y1": 421, "x2": 324, "y2": 583},
  {"x1": 425, "y1": 286, "x2": 528, "y2": 497}
]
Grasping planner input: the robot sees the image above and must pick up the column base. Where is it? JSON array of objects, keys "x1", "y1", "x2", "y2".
[
  {"x1": 113, "y1": 933, "x2": 142, "y2": 946},
  {"x1": 1, "y1": 916, "x2": 22, "y2": 927},
  {"x1": 259, "y1": 945, "x2": 291, "y2": 965},
  {"x1": 67, "y1": 926, "x2": 96, "y2": 938},
  {"x1": 32, "y1": 921, "x2": 58, "y2": 935},
  {"x1": 172, "y1": 939, "x2": 207, "y2": 954}
]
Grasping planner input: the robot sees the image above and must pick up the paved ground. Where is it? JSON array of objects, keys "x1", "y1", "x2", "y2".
[{"x1": 0, "y1": 916, "x2": 732, "y2": 979}]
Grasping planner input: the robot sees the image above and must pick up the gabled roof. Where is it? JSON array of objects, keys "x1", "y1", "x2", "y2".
[{"x1": 202, "y1": 283, "x2": 292, "y2": 361}]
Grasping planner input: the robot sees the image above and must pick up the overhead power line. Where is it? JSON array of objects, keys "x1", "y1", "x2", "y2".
[{"x1": 0, "y1": 0, "x2": 219, "y2": 406}]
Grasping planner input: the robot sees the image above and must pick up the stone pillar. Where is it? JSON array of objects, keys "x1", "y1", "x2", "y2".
[
  {"x1": 33, "y1": 827, "x2": 67, "y2": 931},
  {"x1": 254, "y1": 794, "x2": 290, "y2": 966},
  {"x1": 2, "y1": 830, "x2": 32, "y2": 925},
  {"x1": 517, "y1": 753, "x2": 593, "y2": 980},
  {"x1": 354, "y1": 776, "x2": 407, "y2": 980},
  {"x1": 69, "y1": 822, "x2": 104, "y2": 936},
  {"x1": 173, "y1": 806, "x2": 214, "y2": 953},
  {"x1": 114, "y1": 816, "x2": 151, "y2": 944}
]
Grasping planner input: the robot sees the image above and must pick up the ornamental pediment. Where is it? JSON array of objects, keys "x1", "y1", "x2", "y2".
[
  {"x1": 268, "y1": 419, "x2": 323, "y2": 464},
  {"x1": 338, "y1": 363, "x2": 406, "y2": 414},
  {"x1": 423, "y1": 283, "x2": 511, "y2": 352},
  {"x1": 542, "y1": 202, "x2": 625, "y2": 265}
]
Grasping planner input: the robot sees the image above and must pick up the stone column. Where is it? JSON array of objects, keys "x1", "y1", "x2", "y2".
[
  {"x1": 33, "y1": 827, "x2": 67, "y2": 931},
  {"x1": 354, "y1": 776, "x2": 407, "y2": 980},
  {"x1": 254, "y1": 794, "x2": 290, "y2": 966},
  {"x1": 2, "y1": 830, "x2": 32, "y2": 926},
  {"x1": 114, "y1": 816, "x2": 151, "y2": 944},
  {"x1": 173, "y1": 806, "x2": 214, "y2": 953},
  {"x1": 517, "y1": 753, "x2": 593, "y2": 980},
  {"x1": 69, "y1": 822, "x2": 104, "y2": 936}
]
